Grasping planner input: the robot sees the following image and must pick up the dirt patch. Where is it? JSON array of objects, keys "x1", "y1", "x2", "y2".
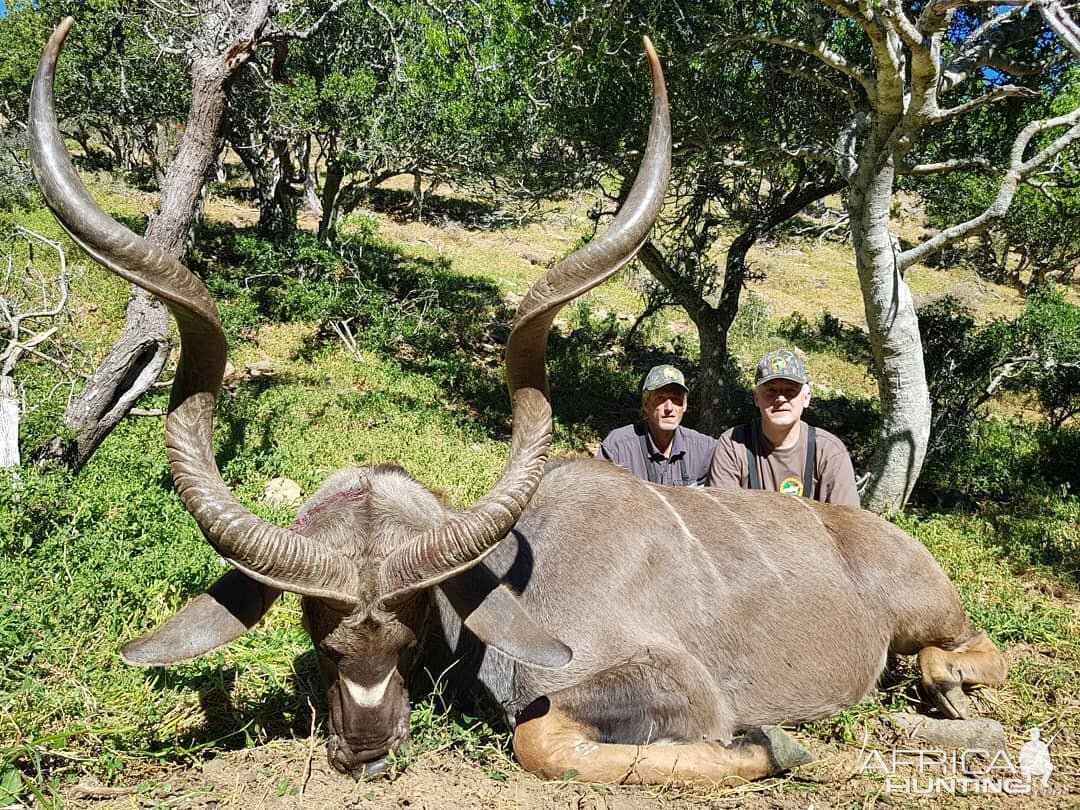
[{"x1": 59, "y1": 723, "x2": 1076, "y2": 809}]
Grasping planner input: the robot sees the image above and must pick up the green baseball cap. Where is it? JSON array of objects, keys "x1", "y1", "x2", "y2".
[
  {"x1": 755, "y1": 349, "x2": 808, "y2": 386},
  {"x1": 642, "y1": 364, "x2": 688, "y2": 393}
]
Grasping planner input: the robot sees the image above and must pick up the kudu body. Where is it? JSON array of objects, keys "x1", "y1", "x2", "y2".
[{"x1": 31, "y1": 19, "x2": 1005, "y2": 786}]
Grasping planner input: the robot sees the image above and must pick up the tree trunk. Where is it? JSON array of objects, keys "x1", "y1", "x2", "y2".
[
  {"x1": 849, "y1": 153, "x2": 930, "y2": 514},
  {"x1": 301, "y1": 136, "x2": 323, "y2": 216},
  {"x1": 318, "y1": 158, "x2": 345, "y2": 243},
  {"x1": 42, "y1": 56, "x2": 233, "y2": 470},
  {"x1": 636, "y1": 241, "x2": 735, "y2": 436},
  {"x1": 694, "y1": 312, "x2": 730, "y2": 436},
  {"x1": 0, "y1": 375, "x2": 20, "y2": 468}
]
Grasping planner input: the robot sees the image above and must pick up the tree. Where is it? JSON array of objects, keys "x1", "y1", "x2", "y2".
[
  {"x1": 291, "y1": 0, "x2": 546, "y2": 242},
  {"x1": 534, "y1": 1, "x2": 1078, "y2": 512},
  {"x1": 920, "y1": 65, "x2": 1080, "y2": 292},
  {"x1": 23, "y1": 0, "x2": 348, "y2": 469},
  {"x1": 756, "y1": 0, "x2": 1079, "y2": 512},
  {"x1": 522, "y1": 2, "x2": 851, "y2": 435}
]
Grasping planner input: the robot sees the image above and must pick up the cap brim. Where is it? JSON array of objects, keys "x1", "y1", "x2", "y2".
[{"x1": 755, "y1": 374, "x2": 807, "y2": 386}]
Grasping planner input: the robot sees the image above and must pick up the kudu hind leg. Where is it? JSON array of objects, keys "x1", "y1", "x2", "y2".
[{"x1": 918, "y1": 633, "x2": 1007, "y2": 719}]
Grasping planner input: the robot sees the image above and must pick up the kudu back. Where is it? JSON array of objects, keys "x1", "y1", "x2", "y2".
[{"x1": 31, "y1": 19, "x2": 1005, "y2": 785}]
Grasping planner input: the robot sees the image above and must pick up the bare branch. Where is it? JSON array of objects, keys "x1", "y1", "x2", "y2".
[
  {"x1": 885, "y1": 0, "x2": 925, "y2": 47},
  {"x1": 940, "y1": 7, "x2": 1048, "y2": 90},
  {"x1": 934, "y1": 85, "x2": 1043, "y2": 122},
  {"x1": 1038, "y1": 0, "x2": 1080, "y2": 58},
  {"x1": 263, "y1": 0, "x2": 350, "y2": 42},
  {"x1": 1, "y1": 227, "x2": 71, "y2": 376},
  {"x1": 899, "y1": 107, "x2": 1080, "y2": 269},
  {"x1": 774, "y1": 60, "x2": 858, "y2": 107},
  {"x1": 727, "y1": 33, "x2": 875, "y2": 98},
  {"x1": 900, "y1": 157, "x2": 993, "y2": 175}
]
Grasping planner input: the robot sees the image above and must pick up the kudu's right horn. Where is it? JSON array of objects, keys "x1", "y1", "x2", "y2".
[{"x1": 30, "y1": 18, "x2": 670, "y2": 607}]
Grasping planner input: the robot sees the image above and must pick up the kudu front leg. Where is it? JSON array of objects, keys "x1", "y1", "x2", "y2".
[
  {"x1": 511, "y1": 656, "x2": 811, "y2": 786},
  {"x1": 513, "y1": 703, "x2": 808, "y2": 785}
]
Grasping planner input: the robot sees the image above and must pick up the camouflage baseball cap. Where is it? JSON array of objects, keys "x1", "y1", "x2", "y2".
[
  {"x1": 755, "y1": 349, "x2": 808, "y2": 386},
  {"x1": 642, "y1": 364, "x2": 688, "y2": 393}
]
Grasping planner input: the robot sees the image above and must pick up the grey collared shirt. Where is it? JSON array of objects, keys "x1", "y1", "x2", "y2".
[{"x1": 597, "y1": 422, "x2": 717, "y2": 486}]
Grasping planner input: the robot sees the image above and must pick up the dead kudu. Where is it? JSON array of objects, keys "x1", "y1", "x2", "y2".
[{"x1": 32, "y1": 19, "x2": 1006, "y2": 786}]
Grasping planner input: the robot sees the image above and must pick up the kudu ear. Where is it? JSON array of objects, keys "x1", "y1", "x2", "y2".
[
  {"x1": 121, "y1": 570, "x2": 281, "y2": 666},
  {"x1": 438, "y1": 563, "x2": 572, "y2": 669}
]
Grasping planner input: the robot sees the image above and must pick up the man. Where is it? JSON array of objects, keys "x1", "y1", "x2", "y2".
[
  {"x1": 597, "y1": 364, "x2": 717, "y2": 487},
  {"x1": 709, "y1": 349, "x2": 860, "y2": 506}
]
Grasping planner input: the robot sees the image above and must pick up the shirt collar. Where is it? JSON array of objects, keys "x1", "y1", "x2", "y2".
[{"x1": 642, "y1": 423, "x2": 684, "y2": 460}]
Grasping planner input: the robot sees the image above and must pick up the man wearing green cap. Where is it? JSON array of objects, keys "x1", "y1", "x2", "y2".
[
  {"x1": 597, "y1": 364, "x2": 717, "y2": 486},
  {"x1": 709, "y1": 349, "x2": 859, "y2": 505}
]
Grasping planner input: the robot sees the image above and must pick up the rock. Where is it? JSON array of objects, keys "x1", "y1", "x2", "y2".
[
  {"x1": 245, "y1": 360, "x2": 274, "y2": 378},
  {"x1": 264, "y1": 477, "x2": 303, "y2": 508},
  {"x1": 519, "y1": 252, "x2": 548, "y2": 266},
  {"x1": 888, "y1": 713, "x2": 1007, "y2": 753}
]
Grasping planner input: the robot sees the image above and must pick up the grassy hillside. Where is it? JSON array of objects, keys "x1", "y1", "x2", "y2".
[{"x1": 0, "y1": 174, "x2": 1077, "y2": 807}]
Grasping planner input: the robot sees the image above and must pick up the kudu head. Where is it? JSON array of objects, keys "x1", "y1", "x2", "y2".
[{"x1": 30, "y1": 17, "x2": 670, "y2": 777}]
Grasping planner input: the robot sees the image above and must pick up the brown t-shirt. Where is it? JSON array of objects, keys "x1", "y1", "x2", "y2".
[{"x1": 708, "y1": 421, "x2": 860, "y2": 506}]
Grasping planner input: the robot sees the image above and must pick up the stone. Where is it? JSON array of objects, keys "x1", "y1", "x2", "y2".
[
  {"x1": 888, "y1": 713, "x2": 1007, "y2": 753},
  {"x1": 245, "y1": 360, "x2": 275, "y2": 378},
  {"x1": 264, "y1": 477, "x2": 303, "y2": 508}
]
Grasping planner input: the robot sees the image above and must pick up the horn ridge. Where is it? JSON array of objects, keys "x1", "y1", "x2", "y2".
[
  {"x1": 30, "y1": 19, "x2": 362, "y2": 605},
  {"x1": 380, "y1": 38, "x2": 671, "y2": 599}
]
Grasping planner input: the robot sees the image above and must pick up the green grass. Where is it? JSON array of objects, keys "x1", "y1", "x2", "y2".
[{"x1": 1, "y1": 180, "x2": 1078, "y2": 805}]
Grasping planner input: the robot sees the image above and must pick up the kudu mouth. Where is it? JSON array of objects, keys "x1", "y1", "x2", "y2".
[
  {"x1": 323, "y1": 666, "x2": 413, "y2": 777},
  {"x1": 30, "y1": 18, "x2": 670, "y2": 610}
]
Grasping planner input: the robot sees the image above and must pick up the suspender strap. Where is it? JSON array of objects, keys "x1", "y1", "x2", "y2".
[
  {"x1": 637, "y1": 431, "x2": 658, "y2": 483},
  {"x1": 678, "y1": 452, "x2": 689, "y2": 486},
  {"x1": 746, "y1": 424, "x2": 762, "y2": 490},
  {"x1": 803, "y1": 426, "x2": 816, "y2": 499}
]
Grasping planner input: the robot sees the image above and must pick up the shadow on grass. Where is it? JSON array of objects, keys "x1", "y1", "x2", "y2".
[
  {"x1": 363, "y1": 187, "x2": 511, "y2": 231},
  {"x1": 144, "y1": 651, "x2": 324, "y2": 756},
  {"x1": 776, "y1": 311, "x2": 872, "y2": 366},
  {"x1": 192, "y1": 219, "x2": 891, "y2": 459},
  {"x1": 143, "y1": 645, "x2": 510, "y2": 766}
]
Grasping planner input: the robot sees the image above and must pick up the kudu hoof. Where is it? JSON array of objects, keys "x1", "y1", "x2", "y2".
[
  {"x1": 755, "y1": 726, "x2": 814, "y2": 773},
  {"x1": 923, "y1": 679, "x2": 972, "y2": 720}
]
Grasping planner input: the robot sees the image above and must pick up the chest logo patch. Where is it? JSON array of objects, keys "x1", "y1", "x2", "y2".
[{"x1": 779, "y1": 476, "x2": 804, "y2": 497}]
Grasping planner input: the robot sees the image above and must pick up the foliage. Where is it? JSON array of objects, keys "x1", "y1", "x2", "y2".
[
  {"x1": 918, "y1": 286, "x2": 1080, "y2": 498},
  {"x1": 222, "y1": 0, "x2": 549, "y2": 237},
  {"x1": 918, "y1": 295, "x2": 1014, "y2": 463},
  {"x1": 922, "y1": 172, "x2": 1080, "y2": 290},
  {"x1": 1013, "y1": 285, "x2": 1080, "y2": 428},
  {"x1": 0, "y1": 0, "x2": 189, "y2": 179}
]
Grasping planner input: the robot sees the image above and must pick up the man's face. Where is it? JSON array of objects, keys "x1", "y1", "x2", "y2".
[
  {"x1": 644, "y1": 384, "x2": 688, "y2": 434},
  {"x1": 754, "y1": 379, "x2": 810, "y2": 430}
]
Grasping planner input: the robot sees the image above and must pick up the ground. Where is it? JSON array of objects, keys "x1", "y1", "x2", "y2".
[{"x1": 57, "y1": 715, "x2": 1076, "y2": 809}]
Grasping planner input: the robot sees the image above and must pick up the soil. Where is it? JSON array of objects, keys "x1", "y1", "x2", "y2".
[{"x1": 59, "y1": 720, "x2": 1076, "y2": 810}]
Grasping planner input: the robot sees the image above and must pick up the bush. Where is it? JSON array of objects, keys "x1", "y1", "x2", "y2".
[
  {"x1": 918, "y1": 295, "x2": 1013, "y2": 465},
  {"x1": 1013, "y1": 285, "x2": 1080, "y2": 428}
]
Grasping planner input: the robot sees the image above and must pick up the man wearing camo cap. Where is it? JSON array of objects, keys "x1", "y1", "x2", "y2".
[
  {"x1": 709, "y1": 349, "x2": 859, "y2": 505},
  {"x1": 597, "y1": 364, "x2": 717, "y2": 487}
]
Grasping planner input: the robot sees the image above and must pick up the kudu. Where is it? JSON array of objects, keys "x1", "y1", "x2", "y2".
[{"x1": 32, "y1": 19, "x2": 1007, "y2": 786}]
